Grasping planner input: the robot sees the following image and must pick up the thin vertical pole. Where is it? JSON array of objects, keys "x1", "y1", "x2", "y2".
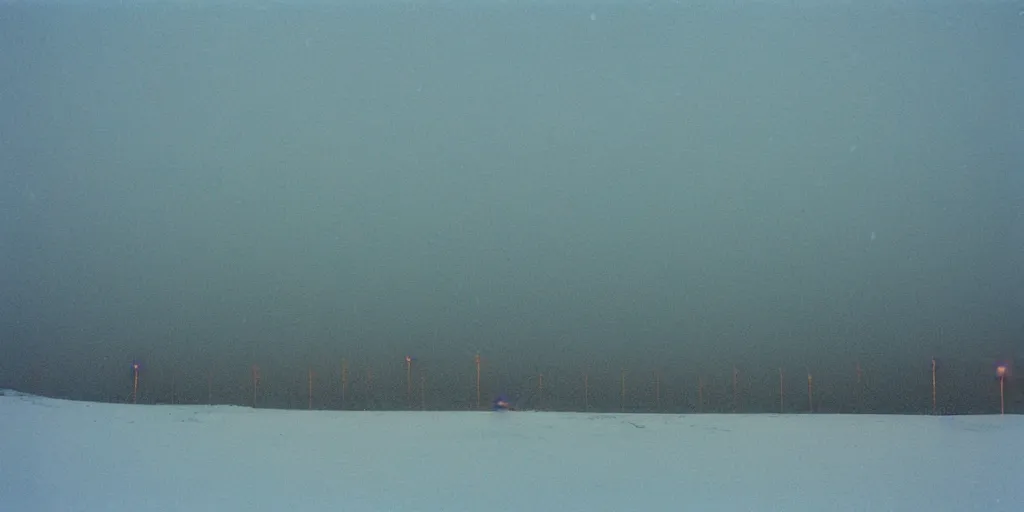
[
  {"x1": 855, "y1": 362, "x2": 863, "y2": 412},
  {"x1": 132, "y1": 363, "x2": 139, "y2": 404},
  {"x1": 538, "y1": 373, "x2": 544, "y2": 410},
  {"x1": 340, "y1": 359, "x2": 348, "y2": 410},
  {"x1": 251, "y1": 364, "x2": 259, "y2": 409},
  {"x1": 931, "y1": 358, "x2": 937, "y2": 415},
  {"x1": 584, "y1": 372, "x2": 589, "y2": 412},
  {"x1": 406, "y1": 356, "x2": 412, "y2": 406},
  {"x1": 779, "y1": 368, "x2": 784, "y2": 414},
  {"x1": 1000, "y1": 376, "x2": 1005, "y2": 415},
  {"x1": 308, "y1": 368, "x2": 313, "y2": 410},
  {"x1": 698, "y1": 376, "x2": 703, "y2": 413},
  {"x1": 807, "y1": 370, "x2": 813, "y2": 413},
  {"x1": 475, "y1": 354, "x2": 481, "y2": 410},
  {"x1": 620, "y1": 370, "x2": 626, "y2": 413},
  {"x1": 733, "y1": 366, "x2": 738, "y2": 412},
  {"x1": 997, "y1": 364, "x2": 1007, "y2": 415},
  {"x1": 366, "y1": 366, "x2": 373, "y2": 409},
  {"x1": 655, "y1": 370, "x2": 661, "y2": 411}
]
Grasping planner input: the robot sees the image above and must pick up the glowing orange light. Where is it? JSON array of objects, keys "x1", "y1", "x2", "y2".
[{"x1": 996, "y1": 365, "x2": 1007, "y2": 378}]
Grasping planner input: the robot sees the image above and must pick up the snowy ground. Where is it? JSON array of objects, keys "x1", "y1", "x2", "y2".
[{"x1": 1, "y1": 390, "x2": 1021, "y2": 511}]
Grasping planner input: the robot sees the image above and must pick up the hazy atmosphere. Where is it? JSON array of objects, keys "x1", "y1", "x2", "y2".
[{"x1": 1, "y1": 1, "x2": 1021, "y2": 413}]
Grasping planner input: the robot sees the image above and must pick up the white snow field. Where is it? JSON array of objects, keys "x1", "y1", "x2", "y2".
[{"x1": 1, "y1": 391, "x2": 1021, "y2": 511}]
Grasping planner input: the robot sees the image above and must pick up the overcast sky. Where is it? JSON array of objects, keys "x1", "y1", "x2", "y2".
[{"x1": 1, "y1": 1, "x2": 1021, "y2": 410}]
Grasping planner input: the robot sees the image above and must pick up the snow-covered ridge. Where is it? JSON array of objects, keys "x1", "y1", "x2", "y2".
[{"x1": 1, "y1": 391, "x2": 1021, "y2": 511}]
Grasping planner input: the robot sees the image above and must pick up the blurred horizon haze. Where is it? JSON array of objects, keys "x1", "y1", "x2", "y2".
[{"x1": 0, "y1": 0, "x2": 1021, "y2": 413}]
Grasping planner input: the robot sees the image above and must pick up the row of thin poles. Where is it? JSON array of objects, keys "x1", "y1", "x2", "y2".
[{"x1": 131, "y1": 355, "x2": 1013, "y2": 415}]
